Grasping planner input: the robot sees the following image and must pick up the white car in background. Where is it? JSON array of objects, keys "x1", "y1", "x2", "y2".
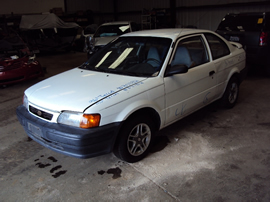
[
  {"x1": 17, "y1": 29, "x2": 246, "y2": 163},
  {"x1": 84, "y1": 21, "x2": 139, "y2": 58}
]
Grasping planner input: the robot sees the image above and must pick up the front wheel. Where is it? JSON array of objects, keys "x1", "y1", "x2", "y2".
[
  {"x1": 220, "y1": 76, "x2": 239, "y2": 109},
  {"x1": 113, "y1": 116, "x2": 156, "y2": 163}
]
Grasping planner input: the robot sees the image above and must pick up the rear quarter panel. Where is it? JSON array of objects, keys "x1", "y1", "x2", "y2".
[{"x1": 215, "y1": 44, "x2": 246, "y2": 97}]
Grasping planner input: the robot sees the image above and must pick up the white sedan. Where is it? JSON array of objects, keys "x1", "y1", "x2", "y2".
[{"x1": 17, "y1": 29, "x2": 246, "y2": 163}]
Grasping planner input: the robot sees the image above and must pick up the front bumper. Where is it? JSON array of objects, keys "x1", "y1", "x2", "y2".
[
  {"x1": 16, "y1": 105, "x2": 122, "y2": 159},
  {"x1": 0, "y1": 61, "x2": 43, "y2": 85}
]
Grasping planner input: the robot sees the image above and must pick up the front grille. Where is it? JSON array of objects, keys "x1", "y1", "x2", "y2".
[{"x1": 29, "y1": 105, "x2": 53, "y2": 121}]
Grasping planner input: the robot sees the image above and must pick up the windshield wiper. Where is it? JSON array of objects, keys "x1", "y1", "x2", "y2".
[
  {"x1": 80, "y1": 64, "x2": 148, "y2": 77},
  {"x1": 79, "y1": 62, "x2": 96, "y2": 71},
  {"x1": 123, "y1": 71, "x2": 149, "y2": 77},
  {"x1": 102, "y1": 68, "x2": 126, "y2": 75}
]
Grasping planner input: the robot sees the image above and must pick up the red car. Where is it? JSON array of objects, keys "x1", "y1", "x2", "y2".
[
  {"x1": 0, "y1": 53, "x2": 43, "y2": 86},
  {"x1": 0, "y1": 26, "x2": 44, "y2": 86}
]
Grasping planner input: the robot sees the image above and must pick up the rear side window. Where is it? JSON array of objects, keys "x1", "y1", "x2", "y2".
[
  {"x1": 217, "y1": 14, "x2": 265, "y2": 31},
  {"x1": 205, "y1": 33, "x2": 230, "y2": 60}
]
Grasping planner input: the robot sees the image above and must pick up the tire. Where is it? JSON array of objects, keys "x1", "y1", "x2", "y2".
[
  {"x1": 220, "y1": 76, "x2": 239, "y2": 109},
  {"x1": 113, "y1": 116, "x2": 156, "y2": 163}
]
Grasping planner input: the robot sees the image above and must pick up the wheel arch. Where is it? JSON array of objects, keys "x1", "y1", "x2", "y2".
[
  {"x1": 227, "y1": 67, "x2": 241, "y2": 84},
  {"x1": 120, "y1": 107, "x2": 161, "y2": 131},
  {"x1": 124, "y1": 107, "x2": 161, "y2": 131},
  {"x1": 112, "y1": 98, "x2": 163, "y2": 130},
  {"x1": 230, "y1": 72, "x2": 241, "y2": 84},
  {"x1": 113, "y1": 106, "x2": 160, "y2": 142},
  {"x1": 112, "y1": 107, "x2": 161, "y2": 161},
  {"x1": 221, "y1": 69, "x2": 241, "y2": 96},
  {"x1": 220, "y1": 72, "x2": 240, "y2": 108}
]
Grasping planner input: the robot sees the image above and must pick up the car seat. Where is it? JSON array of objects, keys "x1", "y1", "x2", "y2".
[
  {"x1": 171, "y1": 46, "x2": 195, "y2": 68},
  {"x1": 146, "y1": 47, "x2": 161, "y2": 68}
]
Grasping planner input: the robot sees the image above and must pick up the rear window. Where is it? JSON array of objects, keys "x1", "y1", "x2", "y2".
[
  {"x1": 205, "y1": 33, "x2": 230, "y2": 60},
  {"x1": 94, "y1": 24, "x2": 130, "y2": 37},
  {"x1": 217, "y1": 14, "x2": 265, "y2": 32}
]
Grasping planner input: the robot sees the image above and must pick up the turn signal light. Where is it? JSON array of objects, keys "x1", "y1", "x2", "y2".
[{"x1": 80, "y1": 114, "x2": 101, "y2": 128}]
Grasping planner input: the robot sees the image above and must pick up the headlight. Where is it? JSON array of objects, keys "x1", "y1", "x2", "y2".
[
  {"x1": 0, "y1": 66, "x2": 4, "y2": 72},
  {"x1": 57, "y1": 111, "x2": 100, "y2": 128},
  {"x1": 28, "y1": 54, "x2": 36, "y2": 63},
  {"x1": 23, "y1": 94, "x2": 28, "y2": 109}
]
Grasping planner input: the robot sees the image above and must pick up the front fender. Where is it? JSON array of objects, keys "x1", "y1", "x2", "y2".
[
  {"x1": 98, "y1": 86, "x2": 165, "y2": 128},
  {"x1": 117, "y1": 99, "x2": 163, "y2": 124}
]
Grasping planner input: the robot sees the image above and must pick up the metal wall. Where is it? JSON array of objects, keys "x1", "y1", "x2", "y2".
[
  {"x1": 65, "y1": 0, "x2": 114, "y2": 24},
  {"x1": 66, "y1": 0, "x2": 169, "y2": 13},
  {"x1": 65, "y1": 0, "x2": 101, "y2": 13},
  {"x1": 117, "y1": 0, "x2": 170, "y2": 12},
  {"x1": 175, "y1": 0, "x2": 270, "y2": 30},
  {"x1": 0, "y1": 0, "x2": 64, "y2": 15},
  {"x1": 176, "y1": 0, "x2": 269, "y2": 6},
  {"x1": 65, "y1": 0, "x2": 270, "y2": 30}
]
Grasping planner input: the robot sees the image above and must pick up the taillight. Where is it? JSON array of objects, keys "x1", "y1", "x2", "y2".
[{"x1": 259, "y1": 32, "x2": 268, "y2": 46}]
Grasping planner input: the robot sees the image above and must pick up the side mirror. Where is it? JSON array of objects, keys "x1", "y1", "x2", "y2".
[
  {"x1": 165, "y1": 64, "x2": 188, "y2": 77},
  {"x1": 84, "y1": 35, "x2": 96, "y2": 54}
]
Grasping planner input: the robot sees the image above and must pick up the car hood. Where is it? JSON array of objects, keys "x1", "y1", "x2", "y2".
[
  {"x1": 94, "y1": 36, "x2": 118, "y2": 47},
  {"x1": 25, "y1": 68, "x2": 147, "y2": 112}
]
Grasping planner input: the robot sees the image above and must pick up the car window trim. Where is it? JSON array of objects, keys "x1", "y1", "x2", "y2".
[
  {"x1": 203, "y1": 32, "x2": 231, "y2": 61},
  {"x1": 164, "y1": 33, "x2": 210, "y2": 76}
]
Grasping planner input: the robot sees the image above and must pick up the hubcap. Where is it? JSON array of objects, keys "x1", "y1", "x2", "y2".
[
  {"x1": 127, "y1": 123, "x2": 151, "y2": 156},
  {"x1": 228, "y1": 82, "x2": 238, "y2": 103}
]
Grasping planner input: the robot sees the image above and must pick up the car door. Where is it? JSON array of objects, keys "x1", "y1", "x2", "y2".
[
  {"x1": 164, "y1": 34, "x2": 217, "y2": 125},
  {"x1": 204, "y1": 33, "x2": 232, "y2": 96}
]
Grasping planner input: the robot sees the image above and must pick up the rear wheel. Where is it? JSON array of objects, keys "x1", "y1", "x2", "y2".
[
  {"x1": 221, "y1": 76, "x2": 239, "y2": 109},
  {"x1": 113, "y1": 116, "x2": 155, "y2": 163}
]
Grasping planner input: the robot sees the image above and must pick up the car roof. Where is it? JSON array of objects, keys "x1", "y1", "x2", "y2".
[
  {"x1": 121, "y1": 28, "x2": 214, "y2": 40},
  {"x1": 100, "y1": 21, "x2": 132, "y2": 26}
]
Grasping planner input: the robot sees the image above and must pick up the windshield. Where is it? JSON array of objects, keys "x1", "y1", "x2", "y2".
[
  {"x1": 80, "y1": 36, "x2": 172, "y2": 77},
  {"x1": 94, "y1": 24, "x2": 131, "y2": 37}
]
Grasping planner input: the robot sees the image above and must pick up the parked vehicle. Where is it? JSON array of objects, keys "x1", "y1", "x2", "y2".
[
  {"x1": 72, "y1": 24, "x2": 98, "y2": 52},
  {"x1": 0, "y1": 25, "x2": 43, "y2": 86},
  {"x1": 19, "y1": 14, "x2": 80, "y2": 53},
  {"x1": 216, "y1": 12, "x2": 270, "y2": 73},
  {"x1": 85, "y1": 21, "x2": 139, "y2": 58},
  {"x1": 16, "y1": 29, "x2": 246, "y2": 162},
  {"x1": 0, "y1": 54, "x2": 43, "y2": 86}
]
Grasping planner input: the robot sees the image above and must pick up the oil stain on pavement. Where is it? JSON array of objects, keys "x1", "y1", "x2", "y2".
[
  {"x1": 98, "y1": 167, "x2": 122, "y2": 179},
  {"x1": 34, "y1": 155, "x2": 67, "y2": 178}
]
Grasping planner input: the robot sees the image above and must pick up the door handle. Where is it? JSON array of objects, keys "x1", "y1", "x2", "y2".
[{"x1": 209, "y1": 71, "x2": 215, "y2": 76}]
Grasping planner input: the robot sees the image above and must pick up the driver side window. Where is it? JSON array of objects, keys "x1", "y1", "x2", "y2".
[{"x1": 171, "y1": 36, "x2": 209, "y2": 68}]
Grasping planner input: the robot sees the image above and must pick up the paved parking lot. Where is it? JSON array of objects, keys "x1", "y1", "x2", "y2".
[{"x1": 1, "y1": 52, "x2": 270, "y2": 201}]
